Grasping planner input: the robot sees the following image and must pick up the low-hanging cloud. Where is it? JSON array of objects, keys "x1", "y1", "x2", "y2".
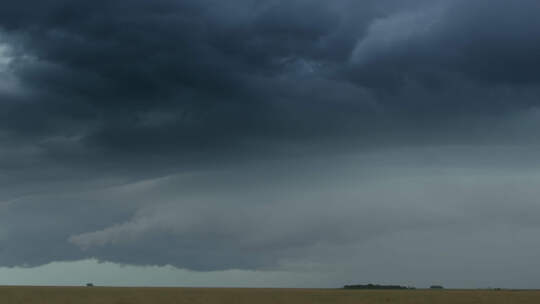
[{"x1": 1, "y1": 0, "x2": 540, "y2": 286}]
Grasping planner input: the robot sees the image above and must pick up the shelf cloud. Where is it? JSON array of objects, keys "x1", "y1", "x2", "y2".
[{"x1": 1, "y1": 0, "x2": 540, "y2": 287}]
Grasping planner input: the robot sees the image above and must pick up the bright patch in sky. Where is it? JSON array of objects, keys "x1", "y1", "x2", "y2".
[
  {"x1": 0, "y1": 44, "x2": 13, "y2": 69},
  {"x1": 0, "y1": 260, "x2": 328, "y2": 288},
  {"x1": 0, "y1": 42, "x2": 19, "y2": 94}
]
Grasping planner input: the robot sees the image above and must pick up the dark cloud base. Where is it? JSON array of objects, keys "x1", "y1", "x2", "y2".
[{"x1": 1, "y1": 0, "x2": 540, "y2": 281}]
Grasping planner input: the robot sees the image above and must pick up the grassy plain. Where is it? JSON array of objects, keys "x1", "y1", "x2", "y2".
[{"x1": 0, "y1": 286, "x2": 539, "y2": 304}]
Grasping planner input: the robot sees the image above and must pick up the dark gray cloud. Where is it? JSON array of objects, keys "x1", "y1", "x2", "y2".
[
  {"x1": 1, "y1": 0, "x2": 540, "y2": 286},
  {"x1": 348, "y1": 0, "x2": 540, "y2": 104}
]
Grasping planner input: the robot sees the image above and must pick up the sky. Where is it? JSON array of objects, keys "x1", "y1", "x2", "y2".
[{"x1": 1, "y1": 0, "x2": 540, "y2": 289}]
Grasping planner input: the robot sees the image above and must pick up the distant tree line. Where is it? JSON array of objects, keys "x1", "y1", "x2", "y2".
[{"x1": 344, "y1": 284, "x2": 415, "y2": 290}]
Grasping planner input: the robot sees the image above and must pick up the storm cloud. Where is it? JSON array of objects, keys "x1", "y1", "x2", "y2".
[{"x1": 1, "y1": 0, "x2": 540, "y2": 287}]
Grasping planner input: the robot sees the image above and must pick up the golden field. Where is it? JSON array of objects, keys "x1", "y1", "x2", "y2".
[{"x1": 0, "y1": 286, "x2": 539, "y2": 304}]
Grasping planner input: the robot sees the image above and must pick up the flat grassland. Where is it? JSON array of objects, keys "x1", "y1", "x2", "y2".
[{"x1": 0, "y1": 286, "x2": 539, "y2": 304}]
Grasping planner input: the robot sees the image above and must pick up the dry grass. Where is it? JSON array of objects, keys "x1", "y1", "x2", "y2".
[{"x1": 0, "y1": 286, "x2": 539, "y2": 304}]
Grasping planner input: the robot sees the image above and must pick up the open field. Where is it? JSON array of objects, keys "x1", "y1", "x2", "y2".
[{"x1": 1, "y1": 287, "x2": 540, "y2": 304}]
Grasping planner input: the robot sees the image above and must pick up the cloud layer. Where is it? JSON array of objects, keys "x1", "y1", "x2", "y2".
[{"x1": 1, "y1": 0, "x2": 540, "y2": 286}]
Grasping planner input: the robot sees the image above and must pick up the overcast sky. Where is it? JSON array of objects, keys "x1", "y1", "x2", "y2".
[{"x1": 1, "y1": 0, "x2": 540, "y2": 288}]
